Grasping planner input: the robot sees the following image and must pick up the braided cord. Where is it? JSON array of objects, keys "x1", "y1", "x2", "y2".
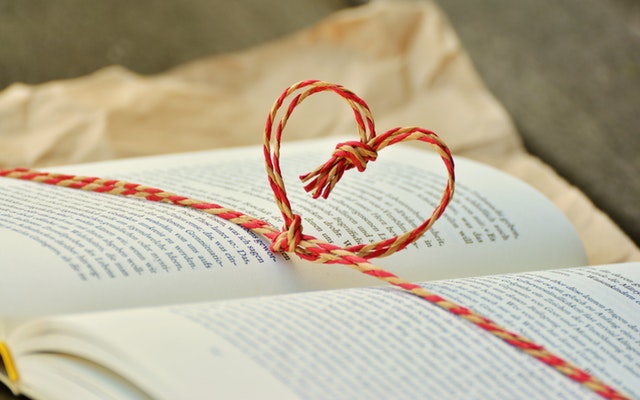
[{"x1": 0, "y1": 80, "x2": 629, "y2": 399}]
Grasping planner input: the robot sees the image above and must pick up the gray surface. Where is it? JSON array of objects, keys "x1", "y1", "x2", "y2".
[
  {"x1": 0, "y1": 0, "x2": 347, "y2": 88},
  {"x1": 1, "y1": 0, "x2": 639, "y2": 397},
  {"x1": 436, "y1": 0, "x2": 640, "y2": 246}
]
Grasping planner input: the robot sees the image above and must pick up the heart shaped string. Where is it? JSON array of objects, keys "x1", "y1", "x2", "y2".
[{"x1": 264, "y1": 80, "x2": 455, "y2": 259}]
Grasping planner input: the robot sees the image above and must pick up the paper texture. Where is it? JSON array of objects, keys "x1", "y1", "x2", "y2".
[{"x1": 0, "y1": 0, "x2": 637, "y2": 264}]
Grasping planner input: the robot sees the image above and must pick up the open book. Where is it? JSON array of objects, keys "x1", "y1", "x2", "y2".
[{"x1": 1, "y1": 137, "x2": 637, "y2": 399}]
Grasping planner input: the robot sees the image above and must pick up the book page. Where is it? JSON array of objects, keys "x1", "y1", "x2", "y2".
[
  {"x1": 9, "y1": 263, "x2": 638, "y2": 399},
  {"x1": 420, "y1": 262, "x2": 640, "y2": 397},
  {"x1": 6, "y1": 352, "x2": 153, "y2": 400},
  {"x1": 0, "y1": 138, "x2": 586, "y2": 327}
]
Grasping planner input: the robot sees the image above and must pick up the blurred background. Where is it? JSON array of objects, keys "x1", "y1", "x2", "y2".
[{"x1": 0, "y1": 0, "x2": 638, "y2": 247}]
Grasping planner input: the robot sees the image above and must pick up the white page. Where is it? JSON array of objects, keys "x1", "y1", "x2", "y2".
[
  {"x1": 13, "y1": 353, "x2": 152, "y2": 400},
  {"x1": 0, "y1": 138, "x2": 586, "y2": 327},
  {"x1": 11, "y1": 263, "x2": 638, "y2": 399},
  {"x1": 11, "y1": 317, "x2": 299, "y2": 400},
  {"x1": 420, "y1": 262, "x2": 640, "y2": 397}
]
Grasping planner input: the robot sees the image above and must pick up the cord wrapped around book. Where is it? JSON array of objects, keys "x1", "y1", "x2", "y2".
[{"x1": 0, "y1": 80, "x2": 630, "y2": 399}]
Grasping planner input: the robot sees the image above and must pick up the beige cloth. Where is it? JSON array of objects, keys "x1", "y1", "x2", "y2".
[{"x1": 0, "y1": 1, "x2": 637, "y2": 264}]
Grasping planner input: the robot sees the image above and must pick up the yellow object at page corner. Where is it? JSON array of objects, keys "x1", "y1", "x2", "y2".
[{"x1": 0, "y1": 341, "x2": 19, "y2": 383}]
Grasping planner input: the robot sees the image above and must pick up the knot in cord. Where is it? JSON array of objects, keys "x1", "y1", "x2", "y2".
[
  {"x1": 333, "y1": 140, "x2": 378, "y2": 172},
  {"x1": 300, "y1": 140, "x2": 378, "y2": 199},
  {"x1": 270, "y1": 213, "x2": 303, "y2": 253}
]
